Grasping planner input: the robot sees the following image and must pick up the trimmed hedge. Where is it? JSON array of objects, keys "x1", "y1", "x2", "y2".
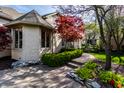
[
  {"x1": 41, "y1": 49, "x2": 83, "y2": 67},
  {"x1": 59, "y1": 48, "x2": 76, "y2": 53}
]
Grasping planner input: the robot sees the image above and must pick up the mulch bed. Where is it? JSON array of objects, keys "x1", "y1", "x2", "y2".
[{"x1": 0, "y1": 56, "x2": 16, "y2": 70}]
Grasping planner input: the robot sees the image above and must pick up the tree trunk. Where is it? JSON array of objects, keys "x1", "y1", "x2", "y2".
[
  {"x1": 117, "y1": 44, "x2": 121, "y2": 52},
  {"x1": 105, "y1": 30, "x2": 112, "y2": 70},
  {"x1": 105, "y1": 46, "x2": 111, "y2": 70},
  {"x1": 94, "y1": 5, "x2": 112, "y2": 70}
]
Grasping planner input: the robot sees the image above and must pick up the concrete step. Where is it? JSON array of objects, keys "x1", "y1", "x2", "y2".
[
  {"x1": 71, "y1": 61, "x2": 84, "y2": 65},
  {"x1": 67, "y1": 62, "x2": 81, "y2": 68}
]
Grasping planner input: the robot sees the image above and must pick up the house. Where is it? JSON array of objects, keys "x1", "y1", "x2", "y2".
[
  {"x1": 0, "y1": 6, "x2": 24, "y2": 58},
  {"x1": 0, "y1": 11, "x2": 11, "y2": 58},
  {"x1": 0, "y1": 7, "x2": 83, "y2": 62}
]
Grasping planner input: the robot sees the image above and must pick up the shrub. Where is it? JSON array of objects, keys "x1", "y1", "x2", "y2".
[
  {"x1": 99, "y1": 71, "x2": 114, "y2": 83},
  {"x1": 59, "y1": 48, "x2": 76, "y2": 53},
  {"x1": 41, "y1": 49, "x2": 83, "y2": 67},
  {"x1": 75, "y1": 61, "x2": 97, "y2": 80},
  {"x1": 84, "y1": 61, "x2": 98, "y2": 70},
  {"x1": 99, "y1": 71, "x2": 124, "y2": 87},
  {"x1": 76, "y1": 67, "x2": 94, "y2": 80}
]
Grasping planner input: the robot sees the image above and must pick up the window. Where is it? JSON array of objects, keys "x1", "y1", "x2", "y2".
[
  {"x1": 41, "y1": 28, "x2": 50, "y2": 48},
  {"x1": 41, "y1": 30, "x2": 45, "y2": 47},
  {"x1": 19, "y1": 31, "x2": 22, "y2": 48},
  {"x1": 13, "y1": 28, "x2": 22, "y2": 49},
  {"x1": 46, "y1": 31, "x2": 50, "y2": 47},
  {"x1": 15, "y1": 30, "x2": 18, "y2": 48}
]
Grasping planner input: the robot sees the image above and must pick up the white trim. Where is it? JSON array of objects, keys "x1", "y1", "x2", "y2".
[
  {"x1": 11, "y1": 28, "x2": 14, "y2": 49},
  {"x1": 12, "y1": 28, "x2": 23, "y2": 49},
  {"x1": 41, "y1": 28, "x2": 51, "y2": 48},
  {"x1": 45, "y1": 30, "x2": 47, "y2": 47}
]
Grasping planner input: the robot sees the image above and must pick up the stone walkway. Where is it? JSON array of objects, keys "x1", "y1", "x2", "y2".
[
  {"x1": 0, "y1": 65, "x2": 86, "y2": 88},
  {"x1": 0, "y1": 53, "x2": 96, "y2": 88},
  {"x1": 1, "y1": 53, "x2": 124, "y2": 88},
  {"x1": 72, "y1": 53, "x2": 95, "y2": 63},
  {"x1": 67, "y1": 53, "x2": 95, "y2": 68}
]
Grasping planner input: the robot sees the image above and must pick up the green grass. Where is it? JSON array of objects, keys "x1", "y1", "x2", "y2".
[{"x1": 90, "y1": 52, "x2": 124, "y2": 65}]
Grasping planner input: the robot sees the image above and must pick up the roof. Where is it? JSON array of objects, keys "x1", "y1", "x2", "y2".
[
  {"x1": 0, "y1": 6, "x2": 23, "y2": 19},
  {"x1": 42, "y1": 12, "x2": 59, "y2": 19},
  {"x1": 5, "y1": 10, "x2": 53, "y2": 29},
  {"x1": 0, "y1": 11, "x2": 13, "y2": 20}
]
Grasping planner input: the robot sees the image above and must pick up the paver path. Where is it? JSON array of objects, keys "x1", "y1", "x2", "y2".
[
  {"x1": 0, "y1": 53, "x2": 96, "y2": 88},
  {"x1": 72, "y1": 53, "x2": 95, "y2": 63},
  {"x1": 67, "y1": 53, "x2": 95, "y2": 68},
  {"x1": 0, "y1": 65, "x2": 86, "y2": 88}
]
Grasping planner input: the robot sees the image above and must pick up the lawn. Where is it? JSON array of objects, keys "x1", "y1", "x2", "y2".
[{"x1": 90, "y1": 52, "x2": 124, "y2": 66}]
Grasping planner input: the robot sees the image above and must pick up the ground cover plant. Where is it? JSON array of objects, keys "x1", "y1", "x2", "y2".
[
  {"x1": 99, "y1": 71, "x2": 124, "y2": 88},
  {"x1": 75, "y1": 61, "x2": 98, "y2": 80},
  {"x1": 75, "y1": 61, "x2": 124, "y2": 88}
]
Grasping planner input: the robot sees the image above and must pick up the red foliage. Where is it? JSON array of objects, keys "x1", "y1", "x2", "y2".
[
  {"x1": 55, "y1": 15, "x2": 85, "y2": 42},
  {"x1": 109, "y1": 79, "x2": 115, "y2": 86},
  {"x1": 0, "y1": 26, "x2": 11, "y2": 51}
]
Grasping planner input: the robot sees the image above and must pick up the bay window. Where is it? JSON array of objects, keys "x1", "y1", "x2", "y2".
[{"x1": 13, "y1": 28, "x2": 22, "y2": 49}]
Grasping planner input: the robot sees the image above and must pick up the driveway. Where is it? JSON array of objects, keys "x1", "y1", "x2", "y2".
[{"x1": 0, "y1": 65, "x2": 85, "y2": 88}]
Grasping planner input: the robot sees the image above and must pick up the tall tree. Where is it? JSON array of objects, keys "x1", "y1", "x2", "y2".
[
  {"x1": 0, "y1": 26, "x2": 11, "y2": 51},
  {"x1": 55, "y1": 5, "x2": 124, "y2": 70},
  {"x1": 109, "y1": 6, "x2": 124, "y2": 52},
  {"x1": 93, "y1": 5, "x2": 113, "y2": 70}
]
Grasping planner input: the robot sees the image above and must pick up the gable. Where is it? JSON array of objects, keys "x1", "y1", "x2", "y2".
[
  {"x1": 5, "y1": 10, "x2": 53, "y2": 29},
  {"x1": 0, "y1": 6, "x2": 23, "y2": 19}
]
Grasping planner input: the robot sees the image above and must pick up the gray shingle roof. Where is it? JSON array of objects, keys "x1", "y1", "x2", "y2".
[
  {"x1": 0, "y1": 6, "x2": 23, "y2": 19},
  {"x1": 5, "y1": 10, "x2": 53, "y2": 29},
  {"x1": 0, "y1": 11, "x2": 13, "y2": 20}
]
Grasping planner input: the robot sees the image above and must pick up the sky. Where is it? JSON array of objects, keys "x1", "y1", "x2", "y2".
[
  {"x1": 1, "y1": 5, "x2": 92, "y2": 23},
  {"x1": 5, "y1": 5, "x2": 56, "y2": 15}
]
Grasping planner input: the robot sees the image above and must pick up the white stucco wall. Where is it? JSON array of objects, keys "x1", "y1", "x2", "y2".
[
  {"x1": 52, "y1": 33, "x2": 62, "y2": 53},
  {"x1": 11, "y1": 25, "x2": 53, "y2": 61},
  {"x1": 11, "y1": 49, "x2": 22, "y2": 60},
  {"x1": 0, "y1": 18, "x2": 11, "y2": 58},
  {"x1": 21, "y1": 25, "x2": 41, "y2": 61}
]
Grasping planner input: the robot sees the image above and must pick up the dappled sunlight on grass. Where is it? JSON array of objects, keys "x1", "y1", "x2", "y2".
[{"x1": 90, "y1": 52, "x2": 124, "y2": 66}]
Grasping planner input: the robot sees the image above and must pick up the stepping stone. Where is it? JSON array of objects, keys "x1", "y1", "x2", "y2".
[
  {"x1": 85, "y1": 79, "x2": 101, "y2": 88},
  {"x1": 66, "y1": 71, "x2": 85, "y2": 85}
]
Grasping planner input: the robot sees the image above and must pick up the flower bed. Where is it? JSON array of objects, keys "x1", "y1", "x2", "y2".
[
  {"x1": 99, "y1": 71, "x2": 124, "y2": 88},
  {"x1": 41, "y1": 49, "x2": 83, "y2": 67},
  {"x1": 74, "y1": 61, "x2": 124, "y2": 88}
]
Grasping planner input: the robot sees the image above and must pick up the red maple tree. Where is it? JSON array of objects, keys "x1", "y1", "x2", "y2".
[
  {"x1": 0, "y1": 26, "x2": 11, "y2": 51},
  {"x1": 55, "y1": 15, "x2": 84, "y2": 42}
]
